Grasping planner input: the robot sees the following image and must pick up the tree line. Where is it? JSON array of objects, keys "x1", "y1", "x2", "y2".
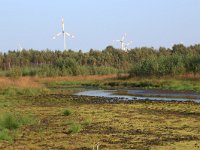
[{"x1": 0, "y1": 44, "x2": 200, "y2": 77}]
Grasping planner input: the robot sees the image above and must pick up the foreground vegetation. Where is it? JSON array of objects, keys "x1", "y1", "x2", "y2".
[{"x1": 0, "y1": 76, "x2": 200, "y2": 149}]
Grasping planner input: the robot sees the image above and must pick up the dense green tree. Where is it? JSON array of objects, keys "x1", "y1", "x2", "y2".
[{"x1": 0, "y1": 43, "x2": 200, "y2": 77}]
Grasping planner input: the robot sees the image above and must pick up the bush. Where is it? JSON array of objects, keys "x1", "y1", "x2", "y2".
[
  {"x1": 187, "y1": 56, "x2": 200, "y2": 74},
  {"x1": 63, "y1": 109, "x2": 72, "y2": 116},
  {"x1": 68, "y1": 123, "x2": 82, "y2": 134}
]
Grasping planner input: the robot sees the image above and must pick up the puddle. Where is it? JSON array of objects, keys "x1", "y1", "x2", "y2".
[{"x1": 75, "y1": 90, "x2": 200, "y2": 103}]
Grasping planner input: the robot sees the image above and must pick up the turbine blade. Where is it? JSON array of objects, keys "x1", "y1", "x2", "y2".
[
  {"x1": 56, "y1": 32, "x2": 62, "y2": 36},
  {"x1": 65, "y1": 32, "x2": 75, "y2": 38},
  {"x1": 113, "y1": 40, "x2": 120, "y2": 42},
  {"x1": 121, "y1": 33, "x2": 127, "y2": 41},
  {"x1": 53, "y1": 32, "x2": 62, "y2": 39},
  {"x1": 126, "y1": 41, "x2": 133, "y2": 46}
]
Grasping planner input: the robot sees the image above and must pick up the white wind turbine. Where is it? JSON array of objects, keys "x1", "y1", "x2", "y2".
[
  {"x1": 113, "y1": 33, "x2": 127, "y2": 50},
  {"x1": 53, "y1": 17, "x2": 75, "y2": 50}
]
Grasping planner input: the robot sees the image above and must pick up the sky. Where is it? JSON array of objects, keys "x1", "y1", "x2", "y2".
[{"x1": 0, "y1": 0, "x2": 200, "y2": 52}]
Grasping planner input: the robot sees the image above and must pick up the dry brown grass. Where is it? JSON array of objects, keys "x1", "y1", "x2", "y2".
[
  {"x1": 0, "y1": 75, "x2": 119, "y2": 89},
  {"x1": 38, "y1": 74, "x2": 118, "y2": 83},
  {"x1": 179, "y1": 73, "x2": 200, "y2": 79},
  {"x1": 0, "y1": 77, "x2": 41, "y2": 88}
]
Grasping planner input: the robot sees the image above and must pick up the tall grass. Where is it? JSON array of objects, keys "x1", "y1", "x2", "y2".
[
  {"x1": 0, "y1": 112, "x2": 36, "y2": 142},
  {"x1": 0, "y1": 87, "x2": 46, "y2": 96},
  {"x1": 0, "y1": 129, "x2": 13, "y2": 142},
  {"x1": 0, "y1": 113, "x2": 35, "y2": 130},
  {"x1": 68, "y1": 123, "x2": 82, "y2": 134},
  {"x1": 0, "y1": 113, "x2": 19, "y2": 130}
]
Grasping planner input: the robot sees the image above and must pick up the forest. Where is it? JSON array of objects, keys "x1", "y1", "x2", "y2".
[{"x1": 0, "y1": 43, "x2": 200, "y2": 77}]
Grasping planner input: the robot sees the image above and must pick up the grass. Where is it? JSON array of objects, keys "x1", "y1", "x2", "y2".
[
  {"x1": 68, "y1": 123, "x2": 82, "y2": 134},
  {"x1": 0, "y1": 87, "x2": 48, "y2": 97},
  {"x1": 63, "y1": 109, "x2": 72, "y2": 116},
  {"x1": 82, "y1": 118, "x2": 92, "y2": 126},
  {"x1": 44, "y1": 75, "x2": 200, "y2": 92},
  {"x1": 0, "y1": 113, "x2": 35, "y2": 130},
  {"x1": 0, "y1": 77, "x2": 41, "y2": 89},
  {"x1": 0, "y1": 112, "x2": 36, "y2": 143},
  {"x1": 0, "y1": 94, "x2": 199, "y2": 149},
  {"x1": 0, "y1": 113, "x2": 19, "y2": 130},
  {"x1": 0, "y1": 129, "x2": 13, "y2": 143},
  {"x1": 100, "y1": 77, "x2": 200, "y2": 91},
  {"x1": 0, "y1": 75, "x2": 200, "y2": 92}
]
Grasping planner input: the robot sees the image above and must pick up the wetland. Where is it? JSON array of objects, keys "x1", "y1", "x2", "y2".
[{"x1": 0, "y1": 76, "x2": 200, "y2": 150}]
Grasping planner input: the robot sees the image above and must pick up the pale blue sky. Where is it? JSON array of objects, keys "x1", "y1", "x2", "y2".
[{"x1": 0, "y1": 0, "x2": 200, "y2": 52}]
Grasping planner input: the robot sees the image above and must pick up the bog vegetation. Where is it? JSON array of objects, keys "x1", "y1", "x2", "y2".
[{"x1": 0, "y1": 44, "x2": 200, "y2": 77}]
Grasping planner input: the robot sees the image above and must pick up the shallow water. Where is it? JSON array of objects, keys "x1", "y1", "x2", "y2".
[
  {"x1": 127, "y1": 89, "x2": 200, "y2": 99},
  {"x1": 75, "y1": 90, "x2": 200, "y2": 103}
]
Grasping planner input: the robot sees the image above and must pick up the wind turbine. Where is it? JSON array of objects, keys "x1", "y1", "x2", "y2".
[
  {"x1": 53, "y1": 17, "x2": 75, "y2": 50},
  {"x1": 113, "y1": 33, "x2": 127, "y2": 50}
]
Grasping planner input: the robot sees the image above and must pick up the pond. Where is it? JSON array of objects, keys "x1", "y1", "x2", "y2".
[{"x1": 75, "y1": 89, "x2": 200, "y2": 103}]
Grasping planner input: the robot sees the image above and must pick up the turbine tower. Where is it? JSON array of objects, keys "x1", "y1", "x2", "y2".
[
  {"x1": 18, "y1": 43, "x2": 23, "y2": 51},
  {"x1": 53, "y1": 17, "x2": 75, "y2": 50}
]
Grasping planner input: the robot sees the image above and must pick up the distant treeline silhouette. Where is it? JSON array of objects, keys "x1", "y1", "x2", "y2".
[{"x1": 0, "y1": 44, "x2": 200, "y2": 77}]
